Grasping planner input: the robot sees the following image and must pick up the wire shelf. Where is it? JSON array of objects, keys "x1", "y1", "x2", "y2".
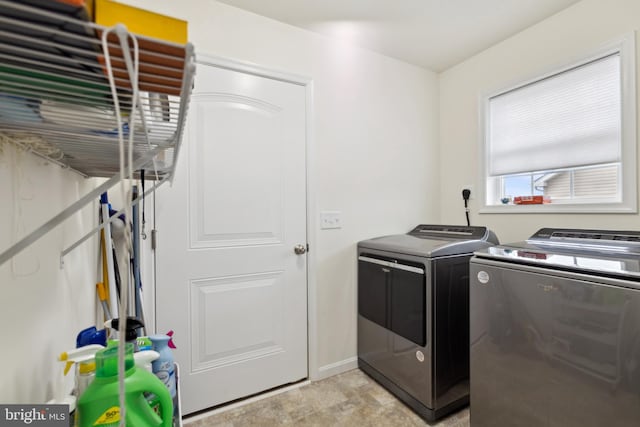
[
  {"x1": 0, "y1": 0, "x2": 196, "y2": 265},
  {"x1": 0, "y1": 0, "x2": 195, "y2": 178}
]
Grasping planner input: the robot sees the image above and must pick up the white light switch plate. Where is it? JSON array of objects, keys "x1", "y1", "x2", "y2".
[{"x1": 320, "y1": 211, "x2": 342, "y2": 229}]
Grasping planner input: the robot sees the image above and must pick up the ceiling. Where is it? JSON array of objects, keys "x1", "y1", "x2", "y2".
[{"x1": 216, "y1": 0, "x2": 582, "y2": 72}]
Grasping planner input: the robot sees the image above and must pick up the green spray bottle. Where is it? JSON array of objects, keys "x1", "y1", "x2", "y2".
[{"x1": 76, "y1": 343, "x2": 173, "y2": 427}]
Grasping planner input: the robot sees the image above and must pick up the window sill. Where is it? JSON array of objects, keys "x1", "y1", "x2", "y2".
[{"x1": 479, "y1": 202, "x2": 637, "y2": 214}]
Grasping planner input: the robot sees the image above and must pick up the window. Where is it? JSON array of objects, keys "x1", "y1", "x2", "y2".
[{"x1": 481, "y1": 34, "x2": 636, "y2": 213}]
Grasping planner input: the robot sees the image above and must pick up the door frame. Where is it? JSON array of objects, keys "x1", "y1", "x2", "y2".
[{"x1": 149, "y1": 52, "x2": 320, "y2": 382}]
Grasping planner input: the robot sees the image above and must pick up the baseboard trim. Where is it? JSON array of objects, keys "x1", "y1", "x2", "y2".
[{"x1": 315, "y1": 356, "x2": 358, "y2": 381}]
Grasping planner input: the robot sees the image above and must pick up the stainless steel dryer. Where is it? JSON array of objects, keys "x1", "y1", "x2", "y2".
[
  {"x1": 470, "y1": 228, "x2": 640, "y2": 426},
  {"x1": 357, "y1": 224, "x2": 499, "y2": 421}
]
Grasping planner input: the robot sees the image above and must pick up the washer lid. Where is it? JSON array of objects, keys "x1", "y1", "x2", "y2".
[
  {"x1": 474, "y1": 228, "x2": 640, "y2": 278},
  {"x1": 359, "y1": 225, "x2": 498, "y2": 258}
]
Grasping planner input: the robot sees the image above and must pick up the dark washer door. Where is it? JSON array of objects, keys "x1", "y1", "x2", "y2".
[
  {"x1": 390, "y1": 266, "x2": 426, "y2": 346},
  {"x1": 358, "y1": 254, "x2": 426, "y2": 346},
  {"x1": 358, "y1": 255, "x2": 389, "y2": 328}
]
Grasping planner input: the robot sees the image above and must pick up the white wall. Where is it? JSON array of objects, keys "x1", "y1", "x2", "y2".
[
  {"x1": 119, "y1": 0, "x2": 440, "y2": 377},
  {"x1": 439, "y1": 0, "x2": 640, "y2": 243},
  {"x1": 0, "y1": 143, "x2": 98, "y2": 403}
]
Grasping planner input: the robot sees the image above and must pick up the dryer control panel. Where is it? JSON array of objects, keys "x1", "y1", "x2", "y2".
[{"x1": 408, "y1": 224, "x2": 493, "y2": 241}]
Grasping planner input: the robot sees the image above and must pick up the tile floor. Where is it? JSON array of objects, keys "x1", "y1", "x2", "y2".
[{"x1": 184, "y1": 369, "x2": 470, "y2": 427}]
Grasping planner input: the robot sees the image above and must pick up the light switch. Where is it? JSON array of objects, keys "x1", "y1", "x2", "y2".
[{"x1": 320, "y1": 211, "x2": 342, "y2": 229}]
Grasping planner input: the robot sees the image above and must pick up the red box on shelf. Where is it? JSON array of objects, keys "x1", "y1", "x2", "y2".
[{"x1": 513, "y1": 196, "x2": 550, "y2": 205}]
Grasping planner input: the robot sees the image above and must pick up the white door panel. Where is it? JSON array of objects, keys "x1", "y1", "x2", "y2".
[
  {"x1": 156, "y1": 61, "x2": 307, "y2": 414},
  {"x1": 190, "y1": 271, "x2": 286, "y2": 371},
  {"x1": 190, "y1": 95, "x2": 286, "y2": 248}
]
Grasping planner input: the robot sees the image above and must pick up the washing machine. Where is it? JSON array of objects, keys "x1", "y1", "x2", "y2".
[
  {"x1": 357, "y1": 224, "x2": 499, "y2": 421},
  {"x1": 470, "y1": 228, "x2": 640, "y2": 426}
]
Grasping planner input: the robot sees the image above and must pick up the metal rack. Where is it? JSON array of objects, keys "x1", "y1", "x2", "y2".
[{"x1": 0, "y1": 0, "x2": 196, "y2": 266}]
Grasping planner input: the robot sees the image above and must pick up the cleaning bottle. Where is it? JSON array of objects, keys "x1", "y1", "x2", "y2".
[
  {"x1": 134, "y1": 350, "x2": 159, "y2": 373},
  {"x1": 76, "y1": 343, "x2": 173, "y2": 427},
  {"x1": 149, "y1": 334, "x2": 176, "y2": 401},
  {"x1": 107, "y1": 317, "x2": 145, "y2": 351},
  {"x1": 76, "y1": 360, "x2": 96, "y2": 399},
  {"x1": 58, "y1": 344, "x2": 104, "y2": 399},
  {"x1": 76, "y1": 326, "x2": 107, "y2": 348},
  {"x1": 137, "y1": 336, "x2": 153, "y2": 351}
]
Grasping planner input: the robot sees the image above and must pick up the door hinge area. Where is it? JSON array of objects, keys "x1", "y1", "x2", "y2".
[{"x1": 151, "y1": 229, "x2": 157, "y2": 250}]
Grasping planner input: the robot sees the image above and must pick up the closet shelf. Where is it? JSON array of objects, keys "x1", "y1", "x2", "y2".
[{"x1": 0, "y1": 0, "x2": 196, "y2": 266}]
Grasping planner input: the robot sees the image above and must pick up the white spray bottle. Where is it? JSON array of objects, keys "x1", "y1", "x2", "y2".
[
  {"x1": 58, "y1": 344, "x2": 104, "y2": 399},
  {"x1": 134, "y1": 350, "x2": 160, "y2": 373}
]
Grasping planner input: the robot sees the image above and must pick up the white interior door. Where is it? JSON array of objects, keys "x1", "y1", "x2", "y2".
[{"x1": 155, "y1": 60, "x2": 308, "y2": 414}]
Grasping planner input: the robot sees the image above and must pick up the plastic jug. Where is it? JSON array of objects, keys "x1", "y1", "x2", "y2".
[{"x1": 76, "y1": 343, "x2": 173, "y2": 427}]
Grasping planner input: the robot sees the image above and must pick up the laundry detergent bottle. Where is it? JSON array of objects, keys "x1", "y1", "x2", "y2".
[{"x1": 76, "y1": 343, "x2": 173, "y2": 427}]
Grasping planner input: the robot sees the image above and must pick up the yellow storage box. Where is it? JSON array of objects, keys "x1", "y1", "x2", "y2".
[{"x1": 93, "y1": 0, "x2": 187, "y2": 45}]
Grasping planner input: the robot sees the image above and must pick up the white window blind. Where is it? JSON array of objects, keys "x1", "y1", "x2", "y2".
[{"x1": 488, "y1": 53, "x2": 621, "y2": 176}]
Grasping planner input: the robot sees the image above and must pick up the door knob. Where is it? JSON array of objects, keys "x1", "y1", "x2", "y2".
[{"x1": 294, "y1": 244, "x2": 307, "y2": 255}]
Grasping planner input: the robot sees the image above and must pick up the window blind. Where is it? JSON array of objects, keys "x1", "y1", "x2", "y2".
[{"x1": 488, "y1": 53, "x2": 621, "y2": 176}]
